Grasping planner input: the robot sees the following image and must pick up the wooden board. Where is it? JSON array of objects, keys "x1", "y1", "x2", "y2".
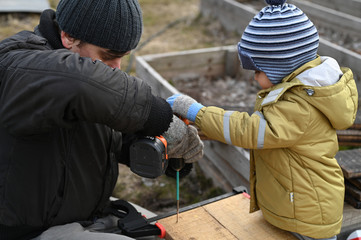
[
  {"x1": 345, "y1": 194, "x2": 361, "y2": 209},
  {"x1": 346, "y1": 180, "x2": 361, "y2": 201},
  {"x1": 158, "y1": 193, "x2": 296, "y2": 240},
  {"x1": 140, "y1": 46, "x2": 241, "y2": 80},
  {"x1": 288, "y1": 0, "x2": 361, "y2": 39},
  {"x1": 338, "y1": 112, "x2": 361, "y2": 146},
  {"x1": 306, "y1": 0, "x2": 361, "y2": 18},
  {"x1": 337, "y1": 129, "x2": 361, "y2": 146},
  {"x1": 335, "y1": 148, "x2": 361, "y2": 179},
  {"x1": 348, "y1": 178, "x2": 361, "y2": 190}
]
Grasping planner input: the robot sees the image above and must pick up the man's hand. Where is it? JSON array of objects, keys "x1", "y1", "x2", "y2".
[
  {"x1": 166, "y1": 94, "x2": 204, "y2": 122},
  {"x1": 163, "y1": 115, "x2": 204, "y2": 163}
]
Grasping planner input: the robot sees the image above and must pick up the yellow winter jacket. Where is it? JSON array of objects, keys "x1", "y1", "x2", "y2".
[{"x1": 194, "y1": 56, "x2": 358, "y2": 238}]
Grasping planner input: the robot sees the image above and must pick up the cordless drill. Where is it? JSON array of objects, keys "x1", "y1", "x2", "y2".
[
  {"x1": 130, "y1": 136, "x2": 192, "y2": 223},
  {"x1": 129, "y1": 136, "x2": 169, "y2": 179},
  {"x1": 129, "y1": 136, "x2": 192, "y2": 179}
]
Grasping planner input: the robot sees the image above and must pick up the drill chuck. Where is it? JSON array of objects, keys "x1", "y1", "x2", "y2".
[{"x1": 169, "y1": 158, "x2": 185, "y2": 171}]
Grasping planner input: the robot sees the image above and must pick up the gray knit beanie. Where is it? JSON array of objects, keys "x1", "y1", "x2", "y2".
[
  {"x1": 56, "y1": 0, "x2": 143, "y2": 52},
  {"x1": 238, "y1": 0, "x2": 319, "y2": 84}
]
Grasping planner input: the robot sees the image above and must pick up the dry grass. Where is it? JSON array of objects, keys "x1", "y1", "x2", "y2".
[
  {"x1": 0, "y1": 13, "x2": 40, "y2": 40},
  {"x1": 136, "y1": 0, "x2": 239, "y2": 53}
]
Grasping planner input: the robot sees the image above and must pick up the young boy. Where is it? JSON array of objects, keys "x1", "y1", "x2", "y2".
[{"x1": 167, "y1": 0, "x2": 358, "y2": 239}]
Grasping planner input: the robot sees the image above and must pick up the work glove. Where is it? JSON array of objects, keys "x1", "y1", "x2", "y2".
[
  {"x1": 166, "y1": 94, "x2": 205, "y2": 122},
  {"x1": 163, "y1": 115, "x2": 204, "y2": 163}
]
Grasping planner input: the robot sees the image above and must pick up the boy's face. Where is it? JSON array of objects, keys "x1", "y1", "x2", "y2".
[{"x1": 255, "y1": 71, "x2": 274, "y2": 89}]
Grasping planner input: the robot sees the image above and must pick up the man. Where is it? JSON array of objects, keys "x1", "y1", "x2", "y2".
[{"x1": 0, "y1": 0, "x2": 204, "y2": 239}]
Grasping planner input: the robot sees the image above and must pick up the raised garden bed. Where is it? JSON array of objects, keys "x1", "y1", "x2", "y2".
[{"x1": 136, "y1": 45, "x2": 254, "y2": 192}]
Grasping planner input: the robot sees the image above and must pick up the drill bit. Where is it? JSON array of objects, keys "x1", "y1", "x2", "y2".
[
  {"x1": 176, "y1": 170, "x2": 180, "y2": 223},
  {"x1": 169, "y1": 158, "x2": 185, "y2": 223}
]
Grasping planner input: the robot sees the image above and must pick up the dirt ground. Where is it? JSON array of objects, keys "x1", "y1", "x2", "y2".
[{"x1": 0, "y1": 0, "x2": 242, "y2": 214}]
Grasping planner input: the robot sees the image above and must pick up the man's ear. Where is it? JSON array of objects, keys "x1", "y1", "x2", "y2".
[{"x1": 60, "y1": 31, "x2": 76, "y2": 49}]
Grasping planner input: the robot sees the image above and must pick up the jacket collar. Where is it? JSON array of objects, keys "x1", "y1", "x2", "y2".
[{"x1": 256, "y1": 56, "x2": 323, "y2": 106}]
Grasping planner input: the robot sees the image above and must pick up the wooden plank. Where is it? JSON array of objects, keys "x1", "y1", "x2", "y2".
[
  {"x1": 202, "y1": 195, "x2": 296, "y2": 239},
  {"x1": 348, "y1": 178, "x2": 361, "y2": 190},
  {"x1": 225, "y1": 47, "x2": 241, "y2": 77},
  {"x1": 345, "y1": 194, "x2": 361, "y2": 209},
  {"x1": 135, "y1": 56, "x2": 178, "y2": 99},
  {"x1": 160, "y1": 207, "x2": 238, "y2": 240},
  {"x1": 305, "y1": 0, "x2": 361, "y2": 18},
  {"x1": 335, "y1": 148, "x2": 361, "y2": 179},
  {"x1": 288, "y1": 0, "x2": 361, "y2": 39},
  {"x1": 204, "y1": 141, "x2": 250, "y2": 188},
  {"x1": 200, "y1": 0, "x2": 258, "y2": 33},
  {"x1": 337, "y1": 128, "x2": 361, "y2": 146},
  {"x1": 346, "y1": 180, "x2": 361, "y2": 201},
  {"x1": 198, "y1": 154, "x2": 235, "y2": 191},
  {"x1": 141, "y1": 47, "x2": 229, "y2": 73},
  {"x1": 337, "y1": 129, "x2": 361, "y2": 137},
  {"x1": 158, "y1": 194, "x2": 297, "y2": 240}
]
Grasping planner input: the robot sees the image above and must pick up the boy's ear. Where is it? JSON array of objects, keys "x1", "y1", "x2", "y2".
[{"x1": 60, "y1": 31, "x2": 76, "y2": 49}]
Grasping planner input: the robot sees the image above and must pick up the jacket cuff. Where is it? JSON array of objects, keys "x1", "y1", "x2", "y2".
[{"x1": 138, "y1": 96, "x2": 173, "y2": 136}]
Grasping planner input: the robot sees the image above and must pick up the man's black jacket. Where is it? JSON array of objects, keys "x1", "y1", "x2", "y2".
[{"x1": 0, "y1": 10, "x2": 172, "y2": 239}]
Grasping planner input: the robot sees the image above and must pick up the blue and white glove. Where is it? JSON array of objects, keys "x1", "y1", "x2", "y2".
[{"x1": 166, "y1": 94, "x2": 204, "y2": 122}]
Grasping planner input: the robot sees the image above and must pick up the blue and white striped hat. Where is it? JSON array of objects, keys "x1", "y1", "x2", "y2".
[{"x1": 238, "y1": 0, "x2": 319, "y2": 84}]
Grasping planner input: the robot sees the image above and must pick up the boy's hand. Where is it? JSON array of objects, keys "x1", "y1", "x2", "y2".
[
  {"x1": 166, "y1": 94, "x2": 204, "y2": 122},
  {"x1": 163, "y1": 115, "x2": 204, "y2": 163}
]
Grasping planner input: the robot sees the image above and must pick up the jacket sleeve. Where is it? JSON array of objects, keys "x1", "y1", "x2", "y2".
[
  {"x1": 195, "y1": 97, "x2": 310, "y2": 149},
  {"x1": 0, "y1": 49, "x2": 162, "y2": 136}
]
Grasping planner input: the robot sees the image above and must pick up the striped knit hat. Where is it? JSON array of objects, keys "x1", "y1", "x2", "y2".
[{"x1": 238, "y1": 0, "x2": 319, "y2": 84}]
